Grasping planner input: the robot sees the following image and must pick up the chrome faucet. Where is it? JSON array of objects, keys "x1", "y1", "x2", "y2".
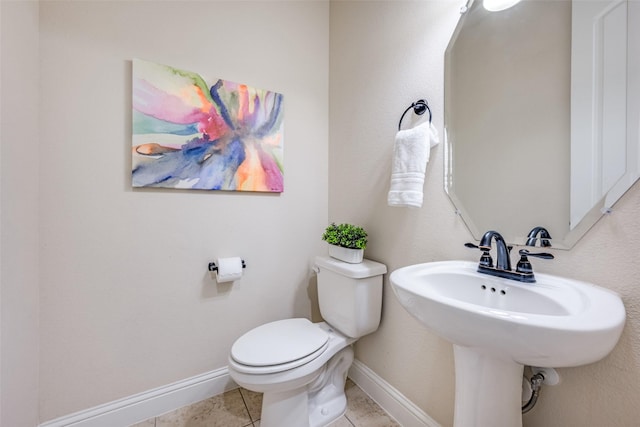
[
  {"x1": 466, "y1": 230, "x2": 554, "y2": 283},
  {"x1": 525, "y1": 226, "x2": 552, "y2": 247}
]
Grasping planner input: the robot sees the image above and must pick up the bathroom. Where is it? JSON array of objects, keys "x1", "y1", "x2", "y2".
[{"x1": 2, "y1": 1, "x2": 639, "y2": 426}]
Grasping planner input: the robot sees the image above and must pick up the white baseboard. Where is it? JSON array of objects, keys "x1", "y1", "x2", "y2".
[
  {"x1": 39, "y1": 367, "x2": 236, "y2": 427},
  {"x1": 348, "y1": 359, "x2": 442, "y2": 427},
  {"x1": 39, "y1": 360, "x2": 438, "y2": 427}
]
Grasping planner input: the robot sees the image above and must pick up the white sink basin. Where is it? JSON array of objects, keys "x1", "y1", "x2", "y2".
[
  {"x1": 390, "y1": 260, "x2": 625, "y2": 367},
  {"x1": 390, "y1": 260, "x2": 626, "y2": 427}
]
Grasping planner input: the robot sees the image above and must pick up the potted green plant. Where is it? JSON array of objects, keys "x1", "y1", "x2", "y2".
[{"x1": 321, "y1": 223, "x2": 368, "y2": 263}]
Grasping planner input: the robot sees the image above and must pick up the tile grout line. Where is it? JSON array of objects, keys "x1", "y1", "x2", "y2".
[
  {"x1": 343, "y1": 414, "x2": 356, "y2": 427},
  {"x1": 238, "y1": 388, "x2": 259, "y2": 424}
]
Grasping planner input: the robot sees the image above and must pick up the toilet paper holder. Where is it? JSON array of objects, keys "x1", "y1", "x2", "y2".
[{"x1": 208, "y1": 259, "x2": 247, "y2": 272}]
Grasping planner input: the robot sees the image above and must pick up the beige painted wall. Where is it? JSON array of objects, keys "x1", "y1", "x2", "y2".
[
  {"x1": 330, "y1": 2, "x2": 640, "y2": 427},
  {"x1": 37, "y1": 1, "x2": 328, "y2": 422},
  {"x1": 1, "y1": 1, "x2": 41, "y2": 426}
]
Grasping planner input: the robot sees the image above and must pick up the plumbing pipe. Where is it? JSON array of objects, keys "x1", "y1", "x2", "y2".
[{"x1": 522, "y1": 372, "x2": 545, "y2": 413}]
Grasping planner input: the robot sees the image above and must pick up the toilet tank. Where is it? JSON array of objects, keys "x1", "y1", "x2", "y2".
[{"x1": 314, "y1": 256, "x2": 387, "y2": 338}]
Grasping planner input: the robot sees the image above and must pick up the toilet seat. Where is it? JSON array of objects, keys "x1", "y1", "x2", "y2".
[{"x1": 230, "y1": 318, "x2": 329, "y2": 374}]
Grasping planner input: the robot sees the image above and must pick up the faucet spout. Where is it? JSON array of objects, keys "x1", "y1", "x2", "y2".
[{"x1": 479, "y1": 230, "x2": 511, "y2": 271}]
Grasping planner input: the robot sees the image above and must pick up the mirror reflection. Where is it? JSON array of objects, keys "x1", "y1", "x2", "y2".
[{"x1": 444, "y1": 0, "x2": 639, "y2": 249}]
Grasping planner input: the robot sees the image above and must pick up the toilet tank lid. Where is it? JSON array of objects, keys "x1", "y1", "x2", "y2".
[{"x1": 315, "y1": 256, "x2": 387, "y2": 278}]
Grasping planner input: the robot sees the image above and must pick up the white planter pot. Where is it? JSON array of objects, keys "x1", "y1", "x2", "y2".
[{"x1": 328, "y1": 244, "x2": 364, "y2": 264}]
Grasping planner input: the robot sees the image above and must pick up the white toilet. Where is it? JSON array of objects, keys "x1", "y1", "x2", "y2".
[{"x1": 228, "y1": 255, "x2": 387, "y2": 427}]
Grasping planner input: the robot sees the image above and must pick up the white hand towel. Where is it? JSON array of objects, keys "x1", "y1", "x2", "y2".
[{"x1": 388, "y1": 121, "x2": 439, "y2": 208}]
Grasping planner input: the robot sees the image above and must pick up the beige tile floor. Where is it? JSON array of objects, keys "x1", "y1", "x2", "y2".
[{"x1": 130, "y1": 379, "x2": 400, "y2": 427}]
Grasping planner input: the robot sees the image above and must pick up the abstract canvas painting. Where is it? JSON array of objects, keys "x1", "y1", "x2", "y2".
[{"x1": 132, "y1": 59, "x2": 284, "y2": 192}]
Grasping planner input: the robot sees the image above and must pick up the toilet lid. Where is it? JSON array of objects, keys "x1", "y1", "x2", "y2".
[{"x1": 231, "y1": 318, "x2": 329, "y2": 368}]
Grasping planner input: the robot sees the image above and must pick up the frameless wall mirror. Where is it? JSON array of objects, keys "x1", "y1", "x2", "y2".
[{"x1": 444, "y1": 0, "x2": 640, "y2": 249}]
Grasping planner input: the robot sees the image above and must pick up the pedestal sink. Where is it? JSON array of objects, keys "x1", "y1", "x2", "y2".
[{"x1": 390, "y1": 260, "x2": 625, "y2": 427}]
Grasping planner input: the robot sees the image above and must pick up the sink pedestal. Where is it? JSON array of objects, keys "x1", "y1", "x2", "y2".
[{"x1": 453, "y1": 345, "x2": 524, "y2": 427}]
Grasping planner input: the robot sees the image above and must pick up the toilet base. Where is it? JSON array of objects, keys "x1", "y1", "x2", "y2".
[
  {"x1": 308, "y1": 346, "x2": 353, "y2": 427},
  {"x1": 260, "y1": 388, "x2": 311, "y2": 427},
  {"x1": 259, "y1": 346, "x2": 354, "y2": 427}
]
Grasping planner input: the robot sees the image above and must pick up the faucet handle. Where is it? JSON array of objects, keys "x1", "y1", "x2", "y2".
[
  {"x1": 519, "y1": 249, "x2": 554, "y2": 260},
  {"x1": 516, "y1": 249, "x2": 554, "y2": 274},
  {"x1": 465, "y1": 242, "x2": 493, "y2": 267}
]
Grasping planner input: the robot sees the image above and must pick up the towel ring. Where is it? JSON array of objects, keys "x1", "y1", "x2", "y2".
[{"x1": 398, "y1": 99, "x2": 432, "y2": 131}]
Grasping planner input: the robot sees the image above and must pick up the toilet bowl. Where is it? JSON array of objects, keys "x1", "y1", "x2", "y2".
[
  {"x1": 227, "y1": 256, "x2": 387, "y2": 427},
  {"x1": 229, "y1": 320, "x2": 355, "y2": 427}
]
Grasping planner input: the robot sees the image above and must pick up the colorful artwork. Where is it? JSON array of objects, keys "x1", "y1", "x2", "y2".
[{"x1": 132, "y1": 59, "x2": 284, "y2": 192}]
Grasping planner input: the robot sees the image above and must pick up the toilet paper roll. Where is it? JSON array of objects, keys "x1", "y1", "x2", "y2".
[{"x1": 215, "y1": 257, "x2": 243, "y2": 283}]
